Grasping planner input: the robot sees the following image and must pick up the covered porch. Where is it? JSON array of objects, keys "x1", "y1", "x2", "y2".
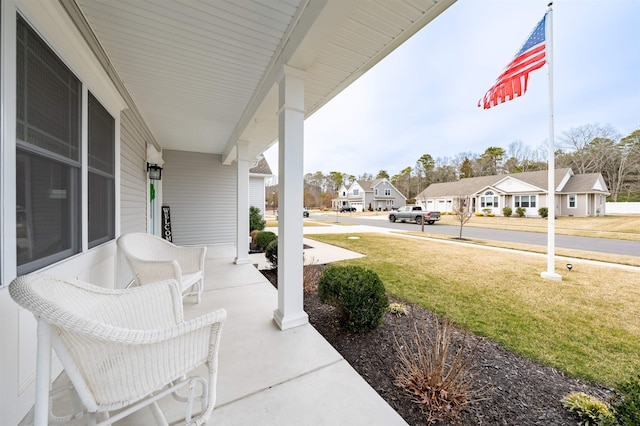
[{"x1": 33, "y1": 244, "x2": 406, "y2": 425}]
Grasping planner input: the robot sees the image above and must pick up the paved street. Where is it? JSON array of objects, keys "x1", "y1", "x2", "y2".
[{"x1": 310, "y1": 213, "x2": 640, "y2": 258}]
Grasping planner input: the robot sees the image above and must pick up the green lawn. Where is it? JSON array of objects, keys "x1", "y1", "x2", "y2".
[{"x1": 306, "y1": 233, "x2": 640, "y2": 387}]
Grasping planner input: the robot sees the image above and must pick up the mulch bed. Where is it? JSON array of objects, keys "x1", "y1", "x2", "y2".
[{"x1": 261, "y1": 266, "x2": 612, "y2": 425}]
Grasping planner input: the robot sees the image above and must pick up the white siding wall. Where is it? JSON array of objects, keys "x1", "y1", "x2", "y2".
[
  {"x1": 120, "y1": 110, "x2": 148, "y2": 234},
  {"x1": 249, "y1": 176, "x2": 266, "y2": 218},
  {"x1": 162, "y1": 150, "x2": 237, "y2": 245}
]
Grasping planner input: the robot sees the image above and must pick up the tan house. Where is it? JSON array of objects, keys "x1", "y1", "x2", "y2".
[
  {"x1": 332, "y1": 178, "x2": 406, "y2": 211},
  {"x1": 416, "y1": 168, "x2": 609, "y2": 217}
]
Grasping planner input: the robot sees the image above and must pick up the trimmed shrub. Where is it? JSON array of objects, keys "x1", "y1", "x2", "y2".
[
  {"x1": 249, "y1": 206, "x2": 266, "y2": 232},
  {"x1": 265, "y1": 239, "x2": 278, "y2": 269},
  {"x1": 503, "y1": 207, "x2": 512, "y2": 217},
  {"x1": 255, "y1": 231, "x2": 277, "y2": 250},
  {"x1": 610, "y1": 375, "x2": 640, "y2": 425},
  {"x1": 474, "y1": 212, "x2": 484, "y2": 217},
  {"x1": 561, "y1": 392, "x2": 615, "y2": 425},
  {"x1": 318, "y1": 265, "x2": 389, "y2": 333},
  {"x1": 538, "y1": 207, "x2": 549, "y2": 218},
  {"x1": 516, "y1": 207, "x2": 526, "y2": 217}
]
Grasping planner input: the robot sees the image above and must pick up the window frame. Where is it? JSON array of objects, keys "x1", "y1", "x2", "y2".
[
  {"x1": 15, "y1": 15, "x2": 117, "y2": 274},
  {"x1": 87, "y1": 92, "x2": 115, "y2": 248},
  {"x1": 514, "y1": 195, "x2": 537, "y2": 208},
  {"x1": 568, "y1": 194, "x2": 577, "y2": 209},
  {"x1": 480, "y1": 191, "x2": 499, "y2": 208}
]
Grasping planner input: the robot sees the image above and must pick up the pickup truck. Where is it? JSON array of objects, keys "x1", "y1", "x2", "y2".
[{"x1": 388, "y1": 206, "x2": 441, "y2": 225}]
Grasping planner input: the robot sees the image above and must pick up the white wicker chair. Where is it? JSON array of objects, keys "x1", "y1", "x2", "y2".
[
  {"x1": 117, "y1": 233, "x2": 207, "y2": 303},
  {"x1": 9, "y1": 274, "x2": 226, "y2": 426}
]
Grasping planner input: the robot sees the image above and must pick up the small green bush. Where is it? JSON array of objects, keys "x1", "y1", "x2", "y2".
[
  {"x1": 265, "y1": 239, "x2": 278, "y2": 269},
  {"x1": 610, "y1": 375, "x2": 640, "y2": 425},
  {"x1": 561, "y1": 392, "x2": 615, "y2": 426},
  {"x1": 318, "y1": 265, "x2": 389, "y2": 333},
  {"x1": 249, "y1": 206, "x2": 266, "y2": 232},
  {"x1": 388, "y1": 302, "x2": 408, "y2": 317},
  {"x1": 516, "y1": 207, "x2": 526, "y2": 217},
  {"x1": 538, "y1": 207, "x2": 549, "y2": 218},
  {"x1": 503, "y1": 207, "x2": 512, "y2": 217},
  {"x1": 255, "y1": 231, "x2": 277, "y2": 250}
]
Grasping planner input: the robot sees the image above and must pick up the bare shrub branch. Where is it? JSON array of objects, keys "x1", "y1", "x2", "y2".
[{"x1": 394, "y1": 312, "x2": 487, "y2": 422}]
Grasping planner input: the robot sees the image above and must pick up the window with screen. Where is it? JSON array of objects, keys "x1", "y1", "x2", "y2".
[
  {"x1": 88, "y1": 93, "x2": 115, "y2": 248},
  {"x1": 16, "y1": 16, "x2": 81, "y2": 273}
]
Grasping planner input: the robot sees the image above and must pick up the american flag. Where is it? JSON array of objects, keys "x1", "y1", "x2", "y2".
[{"x1": 478, "y1": 14, "x2": 547, "y2": 109}]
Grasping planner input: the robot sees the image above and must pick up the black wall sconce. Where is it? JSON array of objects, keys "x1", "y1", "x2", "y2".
[{"x1": 147, "y1": 163, "x2": 162, "y2": 180}]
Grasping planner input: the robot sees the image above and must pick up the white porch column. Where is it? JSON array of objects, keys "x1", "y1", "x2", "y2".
[
  {"x1": 236, "y1": 141, "x2": 251, "y2": 264},
  {"x1": 273, "y1": 65, "x2": 308, "y2": 330}
]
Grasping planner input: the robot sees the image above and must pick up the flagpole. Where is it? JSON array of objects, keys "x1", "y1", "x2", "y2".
[{"x1": 541, "y1": 3, "x2": 562, "y2": 281}]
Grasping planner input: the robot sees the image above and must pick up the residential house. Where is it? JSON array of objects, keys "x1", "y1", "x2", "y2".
[
  {"x1": 332, "y1": 178, "x2": 406, "y2": 211},
  {"x1": 0, "y1": 1, "x2": 455, "y2": 424},
  {"x1": 250, "y1": 158, "x2": 273, "y2": 219},
  {"x1": 415, "y1": 168, "x2": 609, "y2": 217}
]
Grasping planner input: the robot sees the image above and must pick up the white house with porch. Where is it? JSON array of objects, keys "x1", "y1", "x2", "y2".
[
  {"x1": 332, "y1": 178, "x2": 406, "y2": 211},
  {"x1": 416, "y1": 168, "x2": 609, "y2": 217},
  {"x1": 0, "y1": 0, "x2": 455, "y2": 424}
]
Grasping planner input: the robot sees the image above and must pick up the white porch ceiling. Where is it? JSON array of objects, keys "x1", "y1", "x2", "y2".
[{"x1": 73, "y1": 0, "x2": 455, "y2": 163}]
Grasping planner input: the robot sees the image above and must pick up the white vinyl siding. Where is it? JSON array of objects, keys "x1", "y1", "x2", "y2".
[
  {"x1": 119, "y1": 110, "x2": 147, "y2": 234},
  {"x1": 162, "y1": 150, "x2": 237, "y2": 245},
  {"x1": 249, "y1": 176, "x2": 266, "y2": 218}
]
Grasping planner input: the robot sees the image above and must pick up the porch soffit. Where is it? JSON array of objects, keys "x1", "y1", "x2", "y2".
[{"x1": 74, "y1": 0, "x2": 455, "y2": 161}]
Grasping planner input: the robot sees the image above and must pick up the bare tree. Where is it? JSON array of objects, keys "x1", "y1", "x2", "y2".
[
  {"x1": 558, "y1": 123, "x2": 620, "y2": 174},
  {"x1": 453, "y1": 195, "x2": 474, "y2": 239}
]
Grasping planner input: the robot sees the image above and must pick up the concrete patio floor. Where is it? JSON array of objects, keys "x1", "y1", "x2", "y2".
[{"x1": 28, "y1": 243, "x2": 406, "y2": 426}]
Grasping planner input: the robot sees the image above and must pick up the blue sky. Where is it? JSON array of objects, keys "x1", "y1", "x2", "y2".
[{"x1": 264, "y1": 0, "x2": 639, "y2": 178}]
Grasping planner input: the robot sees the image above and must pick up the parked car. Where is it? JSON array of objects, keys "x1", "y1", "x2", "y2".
[
  {"x1": 339, "y1": 206, "x2": 356, "y2": 212},
  {"x1": 303, "y1": 208, "x2": 309, "y2": 217},
  {"x1": 388, "y1": 206, "x2": 441, "y2": 225}
]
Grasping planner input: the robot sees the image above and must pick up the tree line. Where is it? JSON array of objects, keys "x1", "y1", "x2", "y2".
[{"x1": 268, "y1": 124, "x2": 640, "y2": 209}]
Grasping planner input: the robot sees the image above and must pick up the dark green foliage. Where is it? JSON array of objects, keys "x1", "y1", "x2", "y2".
[
  {"x1": 516, "y1": 207, "x2": 526, "y2": 217},
  {"x1": 611, "y1": 375, "x2": 640, "y2": 425},
  {"x1": 318, "y1": 265, "x2": 389, "y2": 333},
  {"x1": 538, "y1": 207, "x2": 549, "y2": 218},
  {"x1": 502, "y1": 207, "x2": 512, "y2": 217},
  {"x1": 265, "y1": 239, "x2": 278, "y2": 269},
  {"x1": 255, "y1": 231, "x2": 277, "y2": 250},
  {"x1": 249, "y1": 206, "x2": 266, "y2": 232}
]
